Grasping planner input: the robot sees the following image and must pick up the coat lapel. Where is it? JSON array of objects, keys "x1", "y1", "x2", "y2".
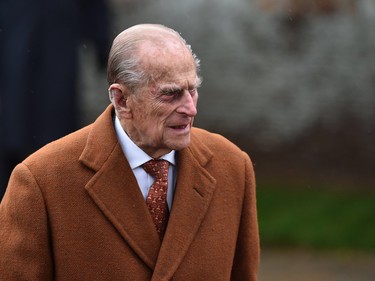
[
  {"x1": 151, "y1": 133, "x2": 216, "y2": 280},
  {"x1": 80, "y1": 105, "x2": 161, "y2": 270}
]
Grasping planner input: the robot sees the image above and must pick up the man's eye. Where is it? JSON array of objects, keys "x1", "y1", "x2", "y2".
[
  {"x1": 165, "y1": 91, "x2": 176, "y2": 96},
  {"x1": 163, "y1": 90, "x2": 181, "y2": 96}
]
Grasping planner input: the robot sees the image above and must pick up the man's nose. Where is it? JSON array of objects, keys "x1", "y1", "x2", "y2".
[{"x1": 177, "y1": 90, "x2": 197, "y2": 117}]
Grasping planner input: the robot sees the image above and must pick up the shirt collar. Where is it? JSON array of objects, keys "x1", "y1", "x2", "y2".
[{"x1": 114, "y1": 116, "x2": 176, "y2": 169}]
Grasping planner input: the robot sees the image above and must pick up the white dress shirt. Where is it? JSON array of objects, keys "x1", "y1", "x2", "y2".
[{"x1": 114, "y1": 116, "x2": 177, "y2": 210}]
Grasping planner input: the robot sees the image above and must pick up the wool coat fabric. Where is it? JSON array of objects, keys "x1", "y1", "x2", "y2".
[{"x1": 0, "y1": 105, "x2": 260, "y2": 281}]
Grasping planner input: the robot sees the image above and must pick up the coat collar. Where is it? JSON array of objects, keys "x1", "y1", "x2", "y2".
[{"x1": 80, "y1": 105, "x2": 217, "y2": 278}]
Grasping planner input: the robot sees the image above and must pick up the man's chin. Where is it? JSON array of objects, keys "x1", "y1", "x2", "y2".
[{"x1": 167, "y1": 137, "x2": 191, "y2": 151}]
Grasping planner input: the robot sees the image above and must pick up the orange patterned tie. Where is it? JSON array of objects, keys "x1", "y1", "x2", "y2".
[{"x1": 142, "y1": 159, "x2": 170, "y2": 240}]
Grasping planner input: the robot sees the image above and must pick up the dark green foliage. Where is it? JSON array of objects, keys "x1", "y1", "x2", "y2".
[{"x1": 257, "y1": 184, "x2": 375, "y2": 251}]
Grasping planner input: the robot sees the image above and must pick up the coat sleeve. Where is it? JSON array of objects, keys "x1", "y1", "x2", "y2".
[
  {"x1": 0, "y1": 163, "x2": 53, "y2": 280},
  {"x1": 231, "y1": 153, "x2": 260, "y2": 281}
]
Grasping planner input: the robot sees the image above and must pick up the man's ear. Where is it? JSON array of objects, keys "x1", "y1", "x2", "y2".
[{"x1": 108, "y1": 83, "x2": 132, "y2": 118}]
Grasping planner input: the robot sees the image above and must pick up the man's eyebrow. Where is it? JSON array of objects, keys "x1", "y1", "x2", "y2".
[
  {"x1": 158, "y1": 78, "x2": 202, "y2": 92},
  {"x1": 158, "y1": 84, "x2": 182, "y2": 93}
]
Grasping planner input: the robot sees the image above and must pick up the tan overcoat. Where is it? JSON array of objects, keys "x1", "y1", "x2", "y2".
[{"x1": 0, "y1": 105, "x2": 259, "y2": 280}]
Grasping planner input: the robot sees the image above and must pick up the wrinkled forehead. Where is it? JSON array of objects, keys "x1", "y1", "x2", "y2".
[{"x1": 139, "y1": 39, "x2": 197, "y2": 84}]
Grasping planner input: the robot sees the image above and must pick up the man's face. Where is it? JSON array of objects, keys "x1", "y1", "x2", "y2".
[{"x1": 122, "y1": 43, "x2": 200, "y2": 158}]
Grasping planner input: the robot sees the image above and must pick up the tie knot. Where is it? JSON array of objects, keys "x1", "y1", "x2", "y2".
[{"x1": 142, "y1": 159, "x2": 169, "y2": 180}]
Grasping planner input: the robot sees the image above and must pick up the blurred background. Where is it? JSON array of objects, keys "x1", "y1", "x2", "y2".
[{"x1": 1, "y1": 0, "x2": 375, "y2": 279}]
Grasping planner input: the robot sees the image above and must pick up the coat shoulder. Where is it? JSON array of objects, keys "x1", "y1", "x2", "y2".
[
  {"x1": 23, "y1": 105, "x2": 115, "y2": 170},
  {"x1": 191, "y1": 127, "x2": 245, "y2": 155},
  {"x1": 24, "y1": 124, "x2": 92, "y2": 167},
  {"x1": 190, "y1": 127, "x2": 251, "y2": 165}
]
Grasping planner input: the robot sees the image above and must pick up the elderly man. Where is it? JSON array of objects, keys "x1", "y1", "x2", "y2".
[{"x1": 0, "y1": 24, "x2": 259, "y2": 280}]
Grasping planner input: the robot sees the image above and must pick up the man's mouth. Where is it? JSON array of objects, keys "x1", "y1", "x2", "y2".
[{"x1": 170, "y1": 125, "x2": 188, "y2": 130}]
